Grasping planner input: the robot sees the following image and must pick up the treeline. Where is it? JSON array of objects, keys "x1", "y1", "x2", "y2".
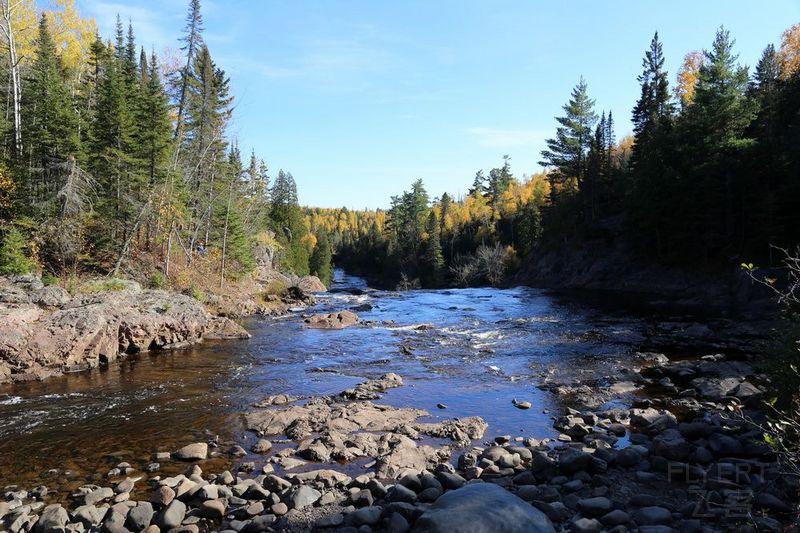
[
  {"x1": 330, "y1": 24, "x2": 800, "y2": 289},
  {"x1": 0, "y1": 0, "x2": 332, "y2": 289}
]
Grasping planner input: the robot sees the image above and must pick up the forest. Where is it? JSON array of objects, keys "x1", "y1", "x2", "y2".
[
  {"x1": 0, "y1": 2, "x2": 798, "y2": 296},
  {"x1": 0, "y1": 0, "x2": 333, "y2": 292},
  {"x1": 328, "y1": 26, "x2": 800, "y2": 289}
]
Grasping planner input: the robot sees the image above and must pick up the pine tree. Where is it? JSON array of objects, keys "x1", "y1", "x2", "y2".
[{"x1": 539, "y1": 77, "x2": 597, "y2": 203}]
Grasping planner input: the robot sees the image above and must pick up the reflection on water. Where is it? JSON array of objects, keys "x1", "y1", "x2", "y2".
[{"x1": 0, "y1": 269, "x2": 648, "y2": 496}]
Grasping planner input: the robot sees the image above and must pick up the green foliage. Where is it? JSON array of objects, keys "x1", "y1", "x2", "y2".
[
  {"x1": 149, "y1": 270, "x2": 166, "y2": 289},
  {"x1": 0, "y1": 226, "x2": 37, "y2": 275},
  {"x1": 309, "y1": 231, "x2": 333, "y2": 287}
]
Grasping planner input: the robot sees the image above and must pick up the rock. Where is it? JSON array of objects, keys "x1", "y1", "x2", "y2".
[
  {"x1": 228, "y1": 445, "x2": 247, "y2": 457},
  {"x1": 512, "y1": 399, "x2": 532, "y2": 409},
  {"x1": 349, "y1": 507, "x2": 382, "y2": 527},
  {"x1": 251, "y1": 439, "x2": 272, "y2": 454},
  {"x1": 199, "y1": 499, "x2": 225, "y2": 519},
  {"x1": 690, "y1": 377, "x2": 741, "y2": 400},
  {"x1": 304, "y1": 310, "x2": 359, "y2": 329},
  {"x1": 600, "y1": 509, "x2": 630, "y2": 526},
  {"x1": 35, "y1": 504, "x2": 69, "y2": 533},
  {"x1": 286, "y1": 485, "x2": 321, "y2": 510},
  {"x1": 271, "y1": 502, "x2": 288, "y2": 516},
  {"x1": 633, "y1": 506, "x2": 672, "y2": 526},
  {"x1": 559, "y1": 448, "x2": 592, "y2": 473},
  {"x1": 0, "y1": 285, "x2": 249, "y2": 384},
  {"x1": 577, "y1": 497, "x2": 612, "y2": 517},
  {"x1": 340, "y1": 373, "x2": 404, "y2": 400},
  {"x1": 126, "y1": 502, "x2": 154, "y2": 530},
  {"x1": 386, "y1": 512, "x2": 410, "y2": 533},
  {"x1": 387, "y1": 485, "x2": 417, "y2": 504},
  {"x1": 72, "y1": 505, "x2": 106, "y2": 528},
  {"x1": 296, "y1": 276, "x2": 327, "y2": 293},
  {"x1": 570, "y1": 518, "x2": 603, "y2": 533},
  {"x1": 755, "y1": 492, "x2": 792, "y2": 514},
  {"x1": 173, "y1": 443, "x2": 208, "y2": 461},
  {"x1": 151, "y1": 485, "x2": 175, "y2": 506},
  {"x1": 85, "y1": 487, "x2": 114, "y2": 506},
  {"x1": 708, "y1": 433, "x2": 743, "y2": 456},
  {"x1": 653, "y1": 429, "x2": 690, "y2": 461},
  {"x1": 412, "y1": 483, "x2": 555, "y2": 533},
  {"x1": 317, "y1": 512, "x2": 344, "y2": 528},
  {"x1": 435, "y1": 472, "x2": 465, "y2": 490},
  {"x1": 156, "y1": 500, "x2": 186, "y2": 530}
]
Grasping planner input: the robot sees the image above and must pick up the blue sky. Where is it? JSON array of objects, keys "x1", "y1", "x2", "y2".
[{"x1": 78, "y1": 0, "x2": 799, "y2": 209}]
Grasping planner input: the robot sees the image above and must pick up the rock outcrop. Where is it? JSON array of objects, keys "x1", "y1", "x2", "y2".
[{"x1": 0, "y1": 275, "x2": 249, "y2": 383}]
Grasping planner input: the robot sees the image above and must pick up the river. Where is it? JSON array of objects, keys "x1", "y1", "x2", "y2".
[{"x1": 0, "y1": 270, "x2": 668, "y2": 497}]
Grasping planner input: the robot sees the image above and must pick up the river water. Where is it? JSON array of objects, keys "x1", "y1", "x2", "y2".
[{"x1": 0, "y1": 270, "x2": 660, "y2": 495}]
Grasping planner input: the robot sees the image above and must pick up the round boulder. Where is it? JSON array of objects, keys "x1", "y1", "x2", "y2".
[{"x1": 411, "y1": 483, "x2": 555, "y2": 533}]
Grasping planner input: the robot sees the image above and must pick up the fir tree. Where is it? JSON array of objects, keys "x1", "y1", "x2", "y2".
[{"x1": 422, "y1": 210, "x2": 444, "y2": 287}]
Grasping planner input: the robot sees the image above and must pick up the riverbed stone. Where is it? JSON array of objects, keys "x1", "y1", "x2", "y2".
[
  {"x1": 72, "y1": 505, "x2": 106, "y2": 528},
  {"x1": 412, "y1": 483, "x2": 555, "y2": 533},
  {"x1": 577, "y1": 497, "x2": 612, "y2": 517},
  {"x1": 251, "y1": 439, "x2": 272, "y2": 454},
  {"x1": 35, "y1": 504, "x2": 68, "y2": 533},
  {"x1": 633, "y1": 506, "x2": 673, "y2": 526},
  {"x1": 286, "y1": 485, "x2": 321, "y2": 510},
  {"x1": 156, "y1": 500, "x2": 186, "y2": 530},
  {"x1": 173, "y1": 443, "x2": 207, "y2": 461},
  {"x1": 126, "y1": 502, "x2": 154, "y2": 531}
]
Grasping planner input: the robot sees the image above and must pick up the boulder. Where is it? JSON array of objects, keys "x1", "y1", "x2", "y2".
[
  {"x1": 35, "y1": 504, "x2": 69, "y2": 533},
  {"x1": 304, "y1": 310, "x2": 359, "y2": 329},
  {"x1": 173, "y1": 443, "x2": 208, "y2": 461},
  {"x1": 412, "y1": 483, "x2": 555, "y2": 533},
  {"x1": 156, "y1": 500, "x2": 186, "y2": 530},
  {"x1": 296, "y1": 276, "x2": 327, "y2": 293}
]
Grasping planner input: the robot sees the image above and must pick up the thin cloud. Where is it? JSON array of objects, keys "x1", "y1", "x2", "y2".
[
  {"x1": 82, "y1": 0, "x2": 183, "y2": 49},
  {"x1": 465, "y1": 127, "x2": 548, "y2": 148}
]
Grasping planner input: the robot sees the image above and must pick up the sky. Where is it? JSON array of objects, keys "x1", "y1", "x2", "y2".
[{"x1": 77, "y1": 0, "x2": 799, "y2": 209}]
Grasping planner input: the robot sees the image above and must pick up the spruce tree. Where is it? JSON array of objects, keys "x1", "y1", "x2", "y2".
[
  {"x1": 539, "y1": 77, "x2": 597, "y2": 203},
  {"x1": 23, "y1": 14, "x2": 79, "y2": 208}
]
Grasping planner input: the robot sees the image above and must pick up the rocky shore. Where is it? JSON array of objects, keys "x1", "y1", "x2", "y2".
[
  {"x1": 1, "y1": 359, "x2": 796, "y2": 533},
  {"x1": 0, "y1": 273, "x2": 322, "y2": 384}
]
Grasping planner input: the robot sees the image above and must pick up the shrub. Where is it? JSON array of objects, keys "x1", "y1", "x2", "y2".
[
  {"x1": 0, "y1": 226, "x2": 37, "y2": 275},
  {"x1": 150, "y1": 270, "x2": 167, "y2": 289}
]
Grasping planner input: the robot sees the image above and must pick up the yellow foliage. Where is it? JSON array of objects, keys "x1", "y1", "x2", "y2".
[
  {"x1": 676, "y1": 50, "x2": 704, "y2": 106},
  {"x1": 778, "y1": 23, "x2": 800, "y2": 79},
  {"x1": 45, "y1": 0, "x2": 97, "y2": 74},
  {"x1": 0, "y1": 0, "x2": 38, "y2": 62}
]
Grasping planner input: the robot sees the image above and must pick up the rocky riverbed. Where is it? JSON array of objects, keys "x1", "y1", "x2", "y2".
[
  {"x1": 0, "y1": 365, "x2": 795, "y2": 533},
  {"x1": 0, "y1": 271, "x2": 796, "y2": 531}
]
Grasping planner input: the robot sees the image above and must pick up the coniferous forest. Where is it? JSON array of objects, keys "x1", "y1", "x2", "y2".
[
  {"x1": 323, "y1": 27, "x2": 800, "y2": 289},
  {"x1": 0, "y1": 2, "x2": 798, "y2": 295},
  {"x1": 0, "y1": 0, "x2": 329, "y2": 291}
]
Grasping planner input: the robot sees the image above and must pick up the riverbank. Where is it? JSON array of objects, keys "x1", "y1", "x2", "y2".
[{"x1": 0, "y1": 270, "x2": 324, "y2": 385}]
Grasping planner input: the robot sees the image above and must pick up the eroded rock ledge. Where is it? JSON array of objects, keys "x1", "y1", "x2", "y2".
[
  {"x1": 0, "y1": 275, "x2": 250, "y2": 384},
  {"x1": 245, "y1": 374, "x2": 488, "y2": 479}
]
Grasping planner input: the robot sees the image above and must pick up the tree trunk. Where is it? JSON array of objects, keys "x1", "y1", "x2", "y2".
[{"x1": 1, "y1": 1, "x2": 24, "y2": 156}]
